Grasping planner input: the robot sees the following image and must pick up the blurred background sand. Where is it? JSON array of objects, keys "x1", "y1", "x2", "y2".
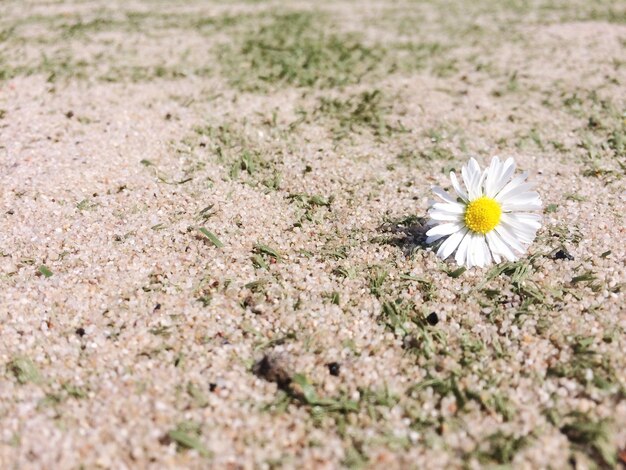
[{"x1": 0, "y1": 1, "x2": 624, "y2": 468}]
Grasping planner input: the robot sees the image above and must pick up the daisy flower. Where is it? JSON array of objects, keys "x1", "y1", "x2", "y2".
[{"x1": 427, "y1": 157, "x2": 542, "y2": 268}]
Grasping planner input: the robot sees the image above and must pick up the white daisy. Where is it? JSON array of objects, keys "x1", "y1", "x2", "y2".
[{"x1": 427, "y1": 156, "x2": 542, "y2": 268}]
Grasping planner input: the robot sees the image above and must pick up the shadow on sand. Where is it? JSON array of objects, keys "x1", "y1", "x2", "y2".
[{"x1": 375, "y1": 214, "x2": 432, "y2": 257}]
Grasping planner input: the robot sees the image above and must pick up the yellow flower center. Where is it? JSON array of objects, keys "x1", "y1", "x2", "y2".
[{"x1": 464, "y1": 196, "x2": 502, "y2": 234}]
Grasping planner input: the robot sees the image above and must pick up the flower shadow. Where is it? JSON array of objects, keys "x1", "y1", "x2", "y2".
[{"x1": 376, "y1": 214, "x2": 431, "y2": 257}]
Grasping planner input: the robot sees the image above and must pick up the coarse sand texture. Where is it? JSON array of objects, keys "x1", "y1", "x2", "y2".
[{"x1": 0, "y1": 0, "x2": 625, "y2": 468}]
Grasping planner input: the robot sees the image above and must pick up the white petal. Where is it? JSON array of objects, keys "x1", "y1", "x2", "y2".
[
  {"x1": 484, "y1": 156, "x2": 502, "y2": 198},
  {"x1": 437, "y1": 227, "x2": 468, "y2": 260},
  {"x1": 501, "y1": 195, "x2": 542, "y2": 211},
  {"x1": 504, "y1": 212, "x2": 542, "y2": 230},
  {"x1": 428, "y1": 210, "x2": 463, "y2": 222},
  {"x1": 454, "y1": 229, "x2": 472, "y2": 267},
  {"x1": 468, "y1": 234, "x2": 491, "y2": 268},
  {"x1": 504, "y1": 218, "x2": 537, "y2": 233},
  {"x1": 480, "y1": 236, "x2": 493, "y2": 266},
  {"x1": 486, "y1": 230, "x2": 517, "y2": 262},
  {"x1": 426, "y1": 234, "x2": 446, "y2": 244},
  {"x1": 475, "y1": 235, "x2": 491, "y2": 268},
  {"x1": 426, "y1": 223, "x2": 464, "y2": 238},
  {"x1": 432, "y1": 186, "x2": 457, "y2": 204},
  {"x1": 504, "y1": 202, "x2": 542, "y2": 211},
  {"x1": 431, "y1": 202, "x2": 465, "y2": 214},
  {"x1": 466, "y1": 235, "x2": 478, "y2": 268},
  {"x1": 495, "y1": 176, "x2": 532, "y2": 202},
  {"x1": 503, "y1": 229, "x2": 534, "y2": 245},
  {"x1": 462, "y1": 158, "x2": 483, "y2": 200},
  {"x1": 514, "y1": 212, "x2": 542, "y2": 221},
  {"x1": 491, "y1": 157, "x2": 516, "y2": 197},
  {"x1": 450, "y1": 172, "x2": 468, "y2": 201},
  {"x1": 502, "y1": 190, "x2": 540, "y2": 203},
  {"x1": 500, "y1": 214, "x2": 539, "y2": 244},
  {"x1": 494, "y1": 224, "x2": 526, "y2": 254}
]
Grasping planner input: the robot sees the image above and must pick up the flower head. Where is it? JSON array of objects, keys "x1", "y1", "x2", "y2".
[{"x1": 427, "y1": 157, "x2": 542, "y2": 268}]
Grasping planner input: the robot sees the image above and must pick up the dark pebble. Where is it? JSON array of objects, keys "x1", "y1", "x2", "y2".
[
  {"x1": 426, "y1": 312, "x2": 439, "y2": 326},
  {"x1": 75, "y1": 327, "x2": 86, "y2": 337},
  {"x1": 553, "y1": 249, "x2": 574, "y2": 261},
  {"x1": 253, "y1": 352, "x2": 293, "y2": 390},
  {"x1": 327, "y1": 362, "x2": 340, "y2": 376},
  {"x1": 403, "y1": 334, "x2": 419, "y2": 350}
]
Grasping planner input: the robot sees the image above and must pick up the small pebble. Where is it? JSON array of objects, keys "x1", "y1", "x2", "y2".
[
  {"x1": 253, "y1": 352, "x2": 293, "y2": 389},
  {"x1": 426, "y1": 312, "x2": 439, "y2": 326},
  {"x1": 327, "y1": 362, "x2": 340, "y2": 376},
  {"x1": 553, "y1": 249, "x2": 574, "y2": 261}
]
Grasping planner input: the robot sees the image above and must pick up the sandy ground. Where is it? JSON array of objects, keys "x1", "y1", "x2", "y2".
[{"x1": 1, "y1": 0, "x2": 625, "y2": 468}]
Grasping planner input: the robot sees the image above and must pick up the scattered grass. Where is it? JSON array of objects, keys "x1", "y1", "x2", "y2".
[
  {"x1": 545, "y1": 203, "x2": 558, "y2": 213},
  {"x1": 323, "y1": 291, "x2": 341, "y2": 305},
  {"x1": 320, "y1": 244, "x2": 349, "y2": 261},
  {"x1": 263, "y1": 372, "x2": 359, "y2": 427},
  {"x1": 8, "y1": 357, "x2": 41, "y2": 384},
  {"x1": 254, "y1": 243, "x2": 282, "y2": 261},
  {"x1": 287, "y1": 192, "x2": 334, "y2": 226},
  {"x1": 403, "y1": 324, "x2": 448, "y2": 360},
  {"x1": 379, "y1": 299, "x2": 411, "y2": 337},
  {"x1": 76, "y1": 198, "x2": 97, "y2": 211},
  {"x1": 190, "y1": 121, "x2": 280, "y2": 185},
  {"x1": 166, "y1": 422, "x2": 212, "y2": 458},
  {"x1": 565, "y1": 193, "x2": 587, "y2": 202},
  {"x1": 368, "y1": 266, "x2": 388, "y2": 298},
  {"x1": 196, "y1": 227, "x2": 224, "y2": 248},
  {"x1": 447, "y1": 266, "x2": 466, "y2": 278},
  {"x1": 560, "y1": 412, "x2": 616, "y2": 468},
  {"x1": 62, "y1": 383, "x2": 88, "y2": 399},
  {"x1": 38, "y1": 265, "x2": 53, "y2": 278},
  {"x1": 252, "y1": 243, "x2": 282, "y2": 269},
  {"x1": 398, "y1": 143, "x2": 455, "y2": 164},
  {"x1": 473, "y1": 431, "x2": 531, "y2": 465},
  {"x1": 477, "y1": 255, "x2": 548, "y2": 311},
  {"x1": 571, "y1": 271, "x2": 596, "y2": 284},
  {"x1": 409, "y1": 373, "x2": 467, "y2": 409},
  {"x1": 544, "y1": 223, "x2": 582, "y2": 246},
  {"x1": 187, "y1": 381, "x2": 209, "y2": 408},
  {"x1": 292, "y1": 374, "x2": 358, "y2": 412},
  {"x1": 492, "y1": 71, "x2": 520, "y2": 97},
  {"x1": 287, "y1": 193, "x2": 333, "y2": 209},
  {"x1": 390, "y1": 41, "x2": 446, "y2": 73},
  {"x1": 316, "y1": 90, "x2": 405, "y2": 139},
  {"x1": 547, "y1": 335, "x2": 622, "y2": 392},
  {"x1": 332, "y1": 265, "x2": 358, "y2": 279},
  {"x1": 219, "y1": 12, "x2": 385, "y2": 90},
  {"x1": 229, "y1": 151, "x2": 260, "y2": 179},
  {"x1": 0, "y1": 51, "x2": 209, "y2": 84},
  {"x1": 360, "y1": 386, "x2": 399, "y2": 418}
]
